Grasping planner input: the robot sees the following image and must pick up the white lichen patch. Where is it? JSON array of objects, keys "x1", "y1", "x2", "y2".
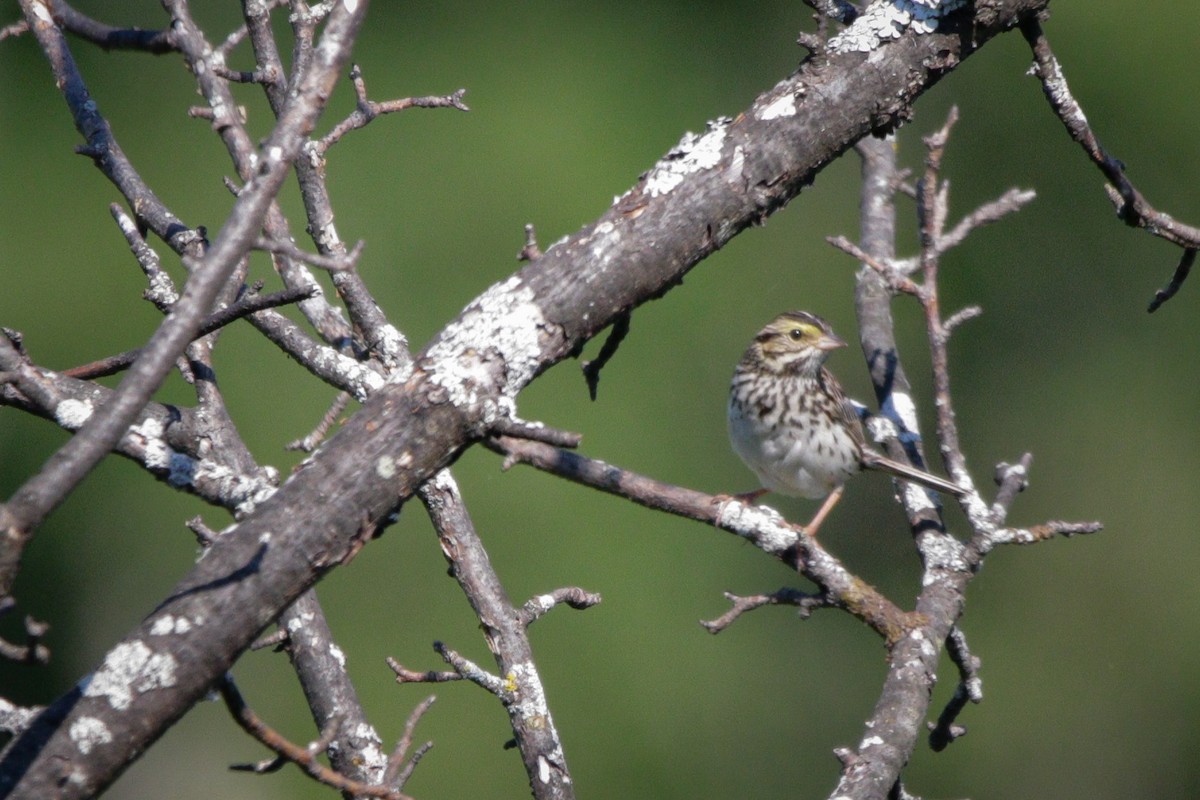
[
  {"x1": 526, "y1": 593, "x2": 556, "y2": 616},
  {"x1": 375, "y1": 454, "x2": 396, "y2": 479},
  {"x1": 329, "y1": 642, "x2": 346, "y2": 668},
  {"x1": 422, "y1": 275, "x2": 547, "y2": 410},
  {"x1": 286, "y1": 611, "x2": 315, "y2": 632},
  {"x1": 188, "y1": 460, "x2": 277, "y2": 515},
  {"x1": 374, "y1": 324, "x2": 411, "y2": 373},
  {"x1": 149, "y1": 614, "x2": 194, "y2": 636},
  {"x1": 727, "y1": 144, "x2": 745, "y2": 185},
  {"x1": 644, "y1": 118, "x2": 730, "y2": 198},
  {"x1": 575, "y1": 220, "x2": 622, "y2": 268},
  {"x1": 308, "y1": 348, "x2": 385, "y2": 401},
  {"x1": 507, "y1": 661, "x2": 551, "y2": 720},
  {"x1": 128, "y1": 417, "x2": 172, "y2": 471},
  {"x1": 900, "y1": 483, "x2": 937, "y2": 513},
  {"x1": 758, "y1": 92, "x2": 797, "y2": 121},
  {"x1": 714, "y1": 499, "x2": 796, "y2": 554},
  {"x1": 829, "y1": 0, "x2": 967, "y2": 54},
  {"x1": 887, "y1": 391, "x2": 921, "y2": 435},
  {"x1": 55, "y1": 398, "x2": 94, "y2": 429},
  {"x1": 919, "y1": 533, "x2": 968, "y2": 581},
  {"x1": 30, "y1": 1, "x2": 53, "y2": 23},
  {"x1": 70, "y1": 717, "x2": 113, "y2": 755},
  {"x1": 82, "y1": 641, "x2": 177, "y2": 710}
]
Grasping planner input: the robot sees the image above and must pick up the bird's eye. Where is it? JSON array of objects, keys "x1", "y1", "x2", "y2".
[{"x1": 788, "y1": 328, "x2": 804, "y2": 341}]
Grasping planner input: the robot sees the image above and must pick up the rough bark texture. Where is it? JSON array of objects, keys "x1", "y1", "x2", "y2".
[{"x1": 0, "y1": 2, "x2": 1053, "y2": 796}]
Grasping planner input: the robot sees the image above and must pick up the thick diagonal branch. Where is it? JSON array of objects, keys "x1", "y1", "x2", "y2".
[{"x1": 0, "y1": 3, "x2": 1050, "y2": 795}]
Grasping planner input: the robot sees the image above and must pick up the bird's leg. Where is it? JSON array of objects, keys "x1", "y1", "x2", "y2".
[
  {"x1": 801, "y1": 486, "x2": 844, "y2": 538},
  {"x1": 732, "y1": 488, "x2": 771, "y2": 504}
]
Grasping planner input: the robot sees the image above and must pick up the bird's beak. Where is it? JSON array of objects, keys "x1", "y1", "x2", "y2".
[{"x1": 816, "y1": 331, "x2": 847, "y2": 351}]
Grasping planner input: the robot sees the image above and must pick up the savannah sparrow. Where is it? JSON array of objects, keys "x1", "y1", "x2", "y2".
[{"x1": 727, "y1": 311, "x2": 966, "y2": 535}]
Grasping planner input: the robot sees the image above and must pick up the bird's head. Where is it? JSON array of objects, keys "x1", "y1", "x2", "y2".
[{"x1": 749, "y1": 311, "x2": 847, "y2": 375}]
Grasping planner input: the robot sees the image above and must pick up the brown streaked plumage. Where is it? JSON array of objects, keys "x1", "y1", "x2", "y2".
[{"x1": 727, "y1": 311, "x2": 966, "y2": 535}]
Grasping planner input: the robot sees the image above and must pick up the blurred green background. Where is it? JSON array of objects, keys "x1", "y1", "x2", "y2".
[{"x1": 3, "y1": 2, "x2": 1200, "y2": 798}]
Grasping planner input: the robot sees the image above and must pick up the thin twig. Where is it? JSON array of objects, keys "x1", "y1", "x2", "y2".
[
  {"x1": 381, "y1": 696, "x2": 436, "y2": 788},
  {"x1": 316, "y1": 64, "x2": 468, "y2": 153},
  {"x1": 928, "y1": 626, "x2": 982, "y2": 751},
  {"x1": 490, "y1": 417, "x2": 582, "y2": 449},
  {"x1": 63, "y1": 286, "x2": 319, "y2": 380},
  {"x1": 386, "y1": 657, "x2": 462, "y2": 685},
  {"x1": 218, "y1": 677, "x2": 413, "y2": 800},
  {"x1": 1022, "y1": 17, "x2": 1200, "y2": 311},
  {"x1": 286, "y1": 392, "x2": 352, "y2": 452},
  {"x1": 48, "y1": 0, "x2": 176, "y2": 53},
  {"x1": 829, "y1": 235, "x2": 924, "y2": 297},
  {"x1": 581, "y1": 311, "x2": 631, "y2": 400},
  {"x1": 518, "y1": 587, "x2": 602, "y2": 627},
  {"x1": 517, "y1": 223, "x2": 542, "y2": 261},
  {"x1": 700, "y1": 588, "x2": 831, "y2": 634},
  {"x1": 254, "y1": 236, "x2": 363, "y2": 272},
  {"x1": 1147, "y1": 248, "x2": 1196, "y2": 313}
]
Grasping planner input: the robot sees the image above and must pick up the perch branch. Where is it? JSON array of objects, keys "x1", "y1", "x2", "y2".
[{"x1": 488, "y1": 435, "x2": 918, "y2": 644}]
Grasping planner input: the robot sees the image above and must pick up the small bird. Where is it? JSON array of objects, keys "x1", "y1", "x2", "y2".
[{"x1": 727, "y1": 311, "x2": 966, "y2": 535}]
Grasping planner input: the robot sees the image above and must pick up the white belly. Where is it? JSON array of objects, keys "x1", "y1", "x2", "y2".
[{"x1": 727, "y1": 394, "x2": 859, "y2": 499}]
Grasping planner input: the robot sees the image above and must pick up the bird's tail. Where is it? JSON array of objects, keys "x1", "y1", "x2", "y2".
[{"x1": 860, "y1": 450, "x2": 968, "y2": 497}]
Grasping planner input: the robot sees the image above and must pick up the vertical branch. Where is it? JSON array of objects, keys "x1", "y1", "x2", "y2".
[
  {"x1": 852, "y1": 134, "x2": 947, "y2": 528},
  {"x1": 829, "y1": 133, "x2": 960, "y2": 800},
  {"x1": 914, "y1": 109, "x2": 972, "y2": 486},
  {"x1": 419, "y1": 473, "x2": 577, "y2": 800},
  {"x1": 279, "y1": 591, "x2": 390, "y2": 787}
]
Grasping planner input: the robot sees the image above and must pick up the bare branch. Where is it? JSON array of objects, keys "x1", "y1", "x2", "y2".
[
  {"x1": 518, "y1": 587, "x2": 603, "y2": 627},
  {"x1": 830, "y1": 235, "x2": 924, "y2": 297},
  {"x1": 517, "y1": 223, "x2": 543, "y2": 261},
  {"x1": 937, "y1": 187, "x2": 1036, "y2": 253},
  {"x1": 63, "y1": 286, "x2": 319, "y2": 380},
  {"x1": 1, "y1": 0, "x2": 365, "y2": 604},
  {"x1": 1022, "y1": 18, "x2": 1200, "y2": 253},
  {"x1": 1147, "y1": 248, "x2": 1196, "y2": 313},
  {"x1": 432, "y1": 642, "x2": 510, "y2": 698},
  {"x1": 218, "y1": 677, "x2": 413, "y2": 800},
  {"x1": 381, "y1": 696, "x2": 437, "y2": 788},
  {"x1": 254, "y1": 236, "x2": 364, "y2": 273},
  {"x1": 490, "y1": 417, "x2": 583, "y2": 449},
  {"x1": 990, "y1": 520, "x2": 1104, "y2": 546},
  {"x1": 1, "y1": 6, "x2": 1062, "y2": 794},
  {"x1": 286, "y1": 392, "x2": 352, "y2": 452},
  {"x1": 581, "y1": 311, "x2": 631, "y2": 401},
  {"x1": 489, "y1": 435, "x2": 918, "y2": 643},
  {"x1": 990, "y1": 454, "x2": 1032, "y2": 525},
  {"x1": 700, "y1": 588, "x2": 832, "y2": 634},
  {"x1": 928, "y1": 626, "x2": 982, "y2": 751},
  {"x1": 316, "y1": 64, "x2": 469, "y2": 154},
  {"x1": 387, "y1": 657, "x2": 462, "y2": 685},
  {"x1": 419, "y1": 471, "x2": 578, "y2": 799},
  {"x1": 49, "y1": 0, "x2": 176, "y2": 53}
]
